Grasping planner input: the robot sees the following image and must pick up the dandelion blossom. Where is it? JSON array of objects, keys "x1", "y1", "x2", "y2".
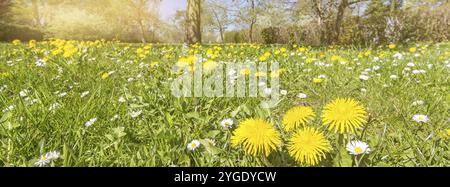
[
  {"x1": 282, "y1": 106, "x2": 315, "y2": 132},
  {"x1": 346, "y1": 141, "x2": 370, "y2": 156},
  {"x1": 231, "y1": 118, "x2": 281, "y2": 157},
  {"x1": 288, "y1": 127, "x2": 331, "y2": 166},
  {"x1": 322, "y1": 98, "x2": 367, "y2": 134}
]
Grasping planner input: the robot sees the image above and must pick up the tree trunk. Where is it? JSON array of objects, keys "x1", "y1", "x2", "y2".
[
  {"x1": 248, "y1": 0, "x2": 256, "y2": 43},
  {"x1": 334, "y1": 0, "x2": 349, "y2": 43},
  {"x1": 138, "y1": 19, "x2": 147, "y2": 43},
  {"x1": 186, "y1": 0, "x2": 202, "y2": 44},
  {"x1": 31, "y1": 0, "x2": 41, "y2": 29}
]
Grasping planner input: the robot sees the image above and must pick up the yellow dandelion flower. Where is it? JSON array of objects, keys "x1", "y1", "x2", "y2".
[
  {"x1": 322, "y1": 98, "x2": 367, "y2": 134},
  {"x1": 313, "y1": 78, "x2": 323, "y2": 84},
  {"x1": 288, "y1": 127, "x2": 331, "y2": 166},
  {"x1": 12, "y1": 39, "x2": 21, "y2": 45},
  {"x1": 446, "y1": 129, "x2": 450, "y2": 137},
  {"x1": 101, "y1": 72, "x2": 110, "y2": 79},
  {"x1": 282, "y1": 106, "x2": 315, "y2": 132},
  {"x1": 231, "y1": 118, "x2": 282, "y2": 157},
  {"x1": 409, "y1": 47, "x2": 417, "y2": 53},
  {"x1": 388, "y1": 44, "x2": 396, "y2": 49},
  {"x1": 203, "y1": 60, "x2": 218, "y2": 72},
  {"x1": 240, "y1": 68, "x2": 251, "y2": 76}
]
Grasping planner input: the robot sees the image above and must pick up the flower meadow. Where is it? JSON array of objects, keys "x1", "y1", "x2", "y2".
[{"x1": 0, "y1": 40, "x2": 449, "y2": 167}]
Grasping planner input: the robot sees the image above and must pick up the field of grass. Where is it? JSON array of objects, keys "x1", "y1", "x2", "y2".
[{"x1": 0, "y1": 40, "x2": 449, "y2": 167}]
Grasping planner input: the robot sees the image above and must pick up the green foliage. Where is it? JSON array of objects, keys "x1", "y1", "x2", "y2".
[
  {"x1": 0, "y1": 22, "x2": 43, "y2": 41},
  {"x1": 261, "y1": 27, "x2": 280, "y2": 44}
]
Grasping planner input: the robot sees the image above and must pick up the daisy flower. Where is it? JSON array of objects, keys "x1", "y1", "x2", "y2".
[
  {"x1": 288, "y1": 127, "x2": 331, "y2": 166},
  {"x1": 346, "y1": 141, "x2": 371, "y2": 156},
  {"x1": 297, "y1": 93, "x2": 307, "y2": 99},
  {"x1": 413, "y1": 114, "x2": 429, "y2": 123},
  {"x1": 322, "y1": 98, "x2": 367, "y2": 134},
  {"x1": 282, "y1": 106, "x2": 315, "y2": 132},
  {"x1": 231, "y1": 118, "x2": 282, "y2": 157},
  {"x1": 35, "y1": 59, "x2": 47, "y2": 67},
  {"x1": 187, "y1": 140, "x2": 201, "y2": 151},
  {"x1": 220, "y1": 118, "x2": 234, "y2": 129},
  {"x1": 80, "y1": 91, "x2": 90, "y2": 98},
  {"x1": 34, "y1": 155, "x2": 50, "y2": 167},
  {"x1": 129, "y1": 110, "x2": 142, "y2": 118},
  {"x1": 45, "y1": 151, "x2": 60, "y2": 160},
  {"x1": 85, "y1": 118, "x2": 97, "y2": 127}
]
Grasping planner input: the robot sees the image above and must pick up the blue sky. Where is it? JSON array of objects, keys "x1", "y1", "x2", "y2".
[{"x1": 160, "y1": 0, "x2": 187, "y2": 20}]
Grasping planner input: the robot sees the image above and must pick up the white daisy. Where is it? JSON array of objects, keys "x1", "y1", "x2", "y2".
[
  {"x1": 19, "y1": 89, "x2": 28, "y2": 97},
  {"x1": 35, "y1": 59, "x2": 47, "y2": 67},
  {"x1": 412, "y1": 100, "x2": 425, "y2": 106},
  {"x1": 80, "y1": 91, "x2": 90, "y2": 98},
  {"x1": 45, "y1": 151, "x2": 60, "y2": 160},
  {"x1": 346, "y1": 141, "x2": 371, "y2": 156},
  {"x1": 118, "y1": 97, "x2": 126, "y2": 103},
  {"x1": 359, "y1": 75, "x2": 370, "y2": 81},
  {"x1": 413, "y1": 114, "x2": 429, "y2": 123},
  {"x1": 129, "y1": 110, "x2": 142, "y2": 118},
  {"x1": 280, "y1": 90, "x2": 288, "y2": 96},
  {"x1": 84, "y1": 118, "x2": 97, "y2": 127},
  {"x1": 187, "y1": 140, "x2": 201, "y2": 151},
  {"x1": 34, "y1": 155, "x2": 50, "y2": 167},
  {"x1": 390, "y1": 75, "x2": 398, "y2": 80},
  {"x1": 220, "y1": 118, "x2": 234, "y2": 129},
  {"x1": 297, "y1": 93, "x2": 307, "y2": 99}
]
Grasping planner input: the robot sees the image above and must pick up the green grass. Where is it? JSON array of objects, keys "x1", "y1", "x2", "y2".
[{"x1": 0, "y1": 41, "x2": 449, "y2": 167}]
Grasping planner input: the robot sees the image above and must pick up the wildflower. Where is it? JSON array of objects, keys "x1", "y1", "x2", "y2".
[
  {"x1": 45, "y1": 151, "x2": 60, "y2": 160},
  {"x1": 313, "y1": 78, "x2": 324, "y2": 84},
  {"x1": 359, "y1": 75, "x2": 370, "y2": 81},
  {"x1": 187, "y1": 140, "x2": 201, "y2": 151},
  {"x1": 129, "y1": 110, "x2": 142, "y2": 118},
  {"x1": 412, "y1": 100, "x2": 425, "y2": 106},
  {"x1": 12, "y1": 39, "x2": 21, "y2": 45},
  {"x1": 19, "y1": 89, "x2": 29, "y2": 97},
  {"x1": 231, "y1": 118, "x2": 282, "y2": 157},
  {"x1": 346, "y1": 141, "x2": 371, "y2": 156},
  {"x1": 282, "y1": 106, "x2": 315, "y2": 132},
  {"x1": 297, "y1": 93, "x2": 307, "y2": 99},
  {"x1": 118, "y1": 97, "x2": 126, "y2": 103},
  {"x1": 412, "y1": 114, "x2": 429, "y2": 123},
  {"x1": 110, "y1": 114, "x2": 119, "y2": 121},
  {"x1": 48, "y1": 103, "x2": 61, "y2": 112},
  {"x1": 280, "y1": 90, "x2": 288, "y2": 96},
  {"x1": 34, "y1": 155, "x2": 50, "y2": 167},
  {"x1": 322, "y1": 98, "x2": 367, "y2": 134},
  {"x1": 388, "y1": 44, "x2": 396, "y2": 49},
  {"x1": 288, "y1": 127, "x2": 332, "y2": 166},
  {"x1": 58, "y1": 92, "x2": 67, "y2": 98},
  {"x1": 407, "y1": 62, "x2": 415, "y2": 67},
  {"x1": 220, "y1": 118, "x2": 234, "y2": 129},
  {"x1": 80, "y1": 91, "x2": 89, "y2": 98},
  {"x1": 85, "y1": 118, "x2": 97, "y2": 127},
  {"x1": 35, "y1": 59, "x2": 47, "y2": 67},
  {"x1": 390, "y1": 75, "x2": 398, "y2": 80},
  {"x1": 409, "y1": 47, "x2": 417, "y2": 53}
]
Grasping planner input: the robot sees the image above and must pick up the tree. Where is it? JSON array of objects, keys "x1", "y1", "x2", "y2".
[
  {"x1": 186, "y1": 0, "x2": 202, "y2": 44},
  {"x1": 203, "y1": 0, "x2": 230, "y2": 43},
  {"x1": 0, "y1": 0, "x2": 11, "y2": 20}
]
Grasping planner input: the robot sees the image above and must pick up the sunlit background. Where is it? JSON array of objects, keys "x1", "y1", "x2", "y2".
[{"x1": 0, "y1": 0, "x2": 448, "y2": 44}]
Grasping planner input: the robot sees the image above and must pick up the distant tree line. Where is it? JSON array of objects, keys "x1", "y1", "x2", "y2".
[{"x1": 0, "y1": 0, "x2": 449, "y2": 45}]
